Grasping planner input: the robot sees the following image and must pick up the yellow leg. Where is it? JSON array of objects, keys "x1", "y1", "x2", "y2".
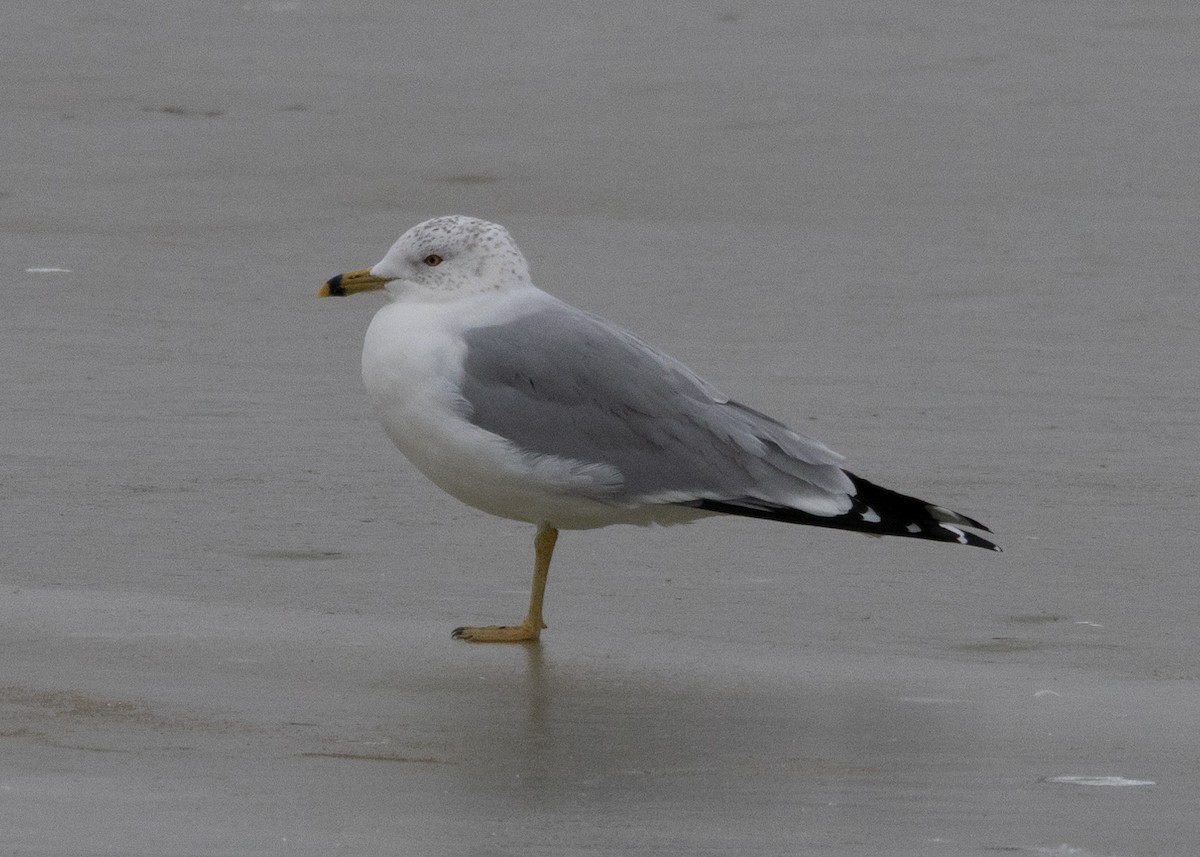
[{"x1": 452, "y1": 524, "x2": 558, "y2": 643}]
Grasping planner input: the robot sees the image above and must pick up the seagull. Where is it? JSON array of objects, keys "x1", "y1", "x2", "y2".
[{"x1": 320, "y1": 216, "x2": 998, "y2": 642}]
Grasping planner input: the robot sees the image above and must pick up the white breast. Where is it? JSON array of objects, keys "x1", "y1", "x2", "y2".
[{"x1": 359, "y1": 290, "x2": 637, "y2": 528}]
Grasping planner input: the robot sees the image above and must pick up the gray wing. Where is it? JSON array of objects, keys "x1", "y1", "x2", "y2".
[{"x1": 458, "y1": 300, "x2": 855, "y2": 514}]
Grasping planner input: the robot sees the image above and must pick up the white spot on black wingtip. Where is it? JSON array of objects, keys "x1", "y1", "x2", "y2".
[
  {"x1": 905, "y1": 523, "x2": 921, "y2": 534},
  {"x1": 860, "y1": 507, "x2": 881, "y2": 524},
  {"x1": 939, "y1": 523, "x2": 968, "y2": 545}
]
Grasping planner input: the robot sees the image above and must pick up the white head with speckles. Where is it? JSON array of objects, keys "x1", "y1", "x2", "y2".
[{"x1": 370, "y1": 216, "x2": 533, "y2": 301}]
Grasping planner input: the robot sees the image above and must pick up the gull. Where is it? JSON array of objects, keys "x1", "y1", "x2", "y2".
[{"x1": 320, "y1": 216, "x2": 998, "y2": 642}]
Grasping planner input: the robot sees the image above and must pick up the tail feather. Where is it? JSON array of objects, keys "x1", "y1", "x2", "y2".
[{"x1": 682, "y1": 471, "x2": 1000, "y2": 552}]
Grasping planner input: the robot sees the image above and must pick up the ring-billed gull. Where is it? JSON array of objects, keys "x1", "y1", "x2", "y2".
[{"x1": 320, "y1": 216, "x2": 998, "y2": 643}]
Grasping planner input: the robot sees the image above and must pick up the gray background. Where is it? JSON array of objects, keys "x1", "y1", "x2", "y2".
[{"x1": 3, "y1": 1, "x2": 1198, "y2": 855}]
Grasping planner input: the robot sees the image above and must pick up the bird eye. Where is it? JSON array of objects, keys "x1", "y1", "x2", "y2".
[{"x1": 423, "y1": 254, "x2": 443, "y2": 267}]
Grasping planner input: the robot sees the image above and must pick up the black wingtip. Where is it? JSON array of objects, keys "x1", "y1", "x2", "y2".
[
  {"x1": 955, "y1": 512, "x2": 994, "y2": 535},
  {"x1": 955, "y1": 528, "x2": 1002, "y2": 552},
  {"x1": 684, "y1": 472, "x2": 1000, "y2": 552},
  {"x1": 688, "y1": 497, "x2": 1001, "y2": 551}
]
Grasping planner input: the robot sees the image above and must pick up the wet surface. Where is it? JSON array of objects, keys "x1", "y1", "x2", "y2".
[{"x1": 3, "y1": 2, "x2": 1199, "y2": 855}]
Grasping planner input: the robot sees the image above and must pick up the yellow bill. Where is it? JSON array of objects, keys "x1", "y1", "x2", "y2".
[{"x1": 319, "y1": 268, "x2": 394, "y2": 297}]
